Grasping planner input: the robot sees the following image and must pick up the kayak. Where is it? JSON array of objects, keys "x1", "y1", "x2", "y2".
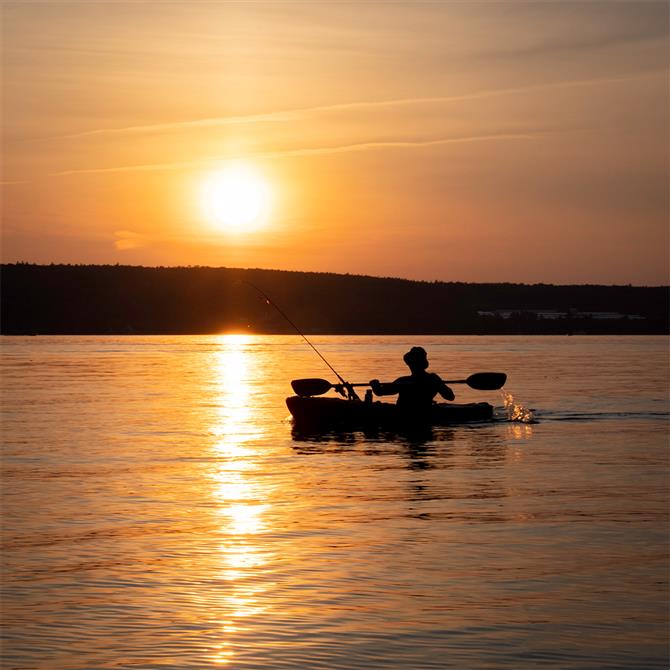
[{"x1": 286, "y1": 395, "x2": 494, "y2": 431}]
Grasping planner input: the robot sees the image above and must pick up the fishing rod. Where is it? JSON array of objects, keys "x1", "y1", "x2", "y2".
[{"x1": 241, "y1": 281, "x2": 357, "y2": 397}]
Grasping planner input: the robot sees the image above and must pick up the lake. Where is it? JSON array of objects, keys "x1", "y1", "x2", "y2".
[{"x1": 1, "y1": 335, "x2": 668, "y2": 669}]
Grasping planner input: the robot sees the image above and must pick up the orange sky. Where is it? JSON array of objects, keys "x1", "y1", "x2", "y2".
[{"x1": 2, "y1": 1, "x2": 668, "y2": 284}]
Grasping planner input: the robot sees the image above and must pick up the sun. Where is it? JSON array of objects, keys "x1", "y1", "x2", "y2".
[{"x1": 200, "y1": 164, "x2": 272, "y2": 233}]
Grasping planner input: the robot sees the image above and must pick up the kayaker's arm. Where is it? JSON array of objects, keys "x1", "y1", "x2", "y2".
[
  {"x1": 369, "y1": 379, "x2": 399, "y2": 396},
  {"x1": 435, "y1": 374, "x2": 455, "y2": 401}
]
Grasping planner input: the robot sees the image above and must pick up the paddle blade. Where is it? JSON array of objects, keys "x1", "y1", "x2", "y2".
[
  {"x1": 465, "y1": 372, "x2": 507, "y2": 390},
  {"x1": 291, "y1": 378, "x2": 333, "y2": 397}
]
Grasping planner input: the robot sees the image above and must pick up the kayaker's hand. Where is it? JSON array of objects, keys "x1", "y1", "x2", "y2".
[
  {"x1": 441, "y1": 384, "x2": 455, "y2": 401},
  {"x1": 369, "y1": 379, "x2": 381, "y2": 395}
]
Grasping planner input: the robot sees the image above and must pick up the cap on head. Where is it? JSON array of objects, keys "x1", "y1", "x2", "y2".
[{"x1": 403, "y1": 346, "x2": 428, "y2": 369}]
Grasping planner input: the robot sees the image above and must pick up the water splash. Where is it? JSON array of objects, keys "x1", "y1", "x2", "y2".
[{"x1": 502, "y1": 391, "x2": 536, "y2": 423}]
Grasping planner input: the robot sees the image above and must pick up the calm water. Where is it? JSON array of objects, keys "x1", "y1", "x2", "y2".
[{"x1": 1, "y1": 335, "x2": 668, "y2": 669}]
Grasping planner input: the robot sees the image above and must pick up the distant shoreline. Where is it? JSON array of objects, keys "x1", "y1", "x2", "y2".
[
  {"x1": 2, "y1": 264, "x2": 668, "y2": 336},
  {"x1": 3, "y1": 262, "x2": 666, "y2": 288}
]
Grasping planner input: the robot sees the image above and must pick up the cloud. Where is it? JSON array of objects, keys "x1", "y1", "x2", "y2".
[
  {"x1": 54, "y1": 132, "x2": 541, "y2": 176},
  {"x1": 467, "y1": 0, "x2": 668, "y2": 62},
  {"x1": 114, "y1": 230, "x2": 151, "y2": 250},
  {"x1": 262, "y1": 133, "x2": 540, "y2": 158},
  {"x1": 52, "y1": 72, "x2": 658, "y2": 142}
]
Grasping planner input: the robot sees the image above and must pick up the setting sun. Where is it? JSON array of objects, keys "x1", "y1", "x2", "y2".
[{"x1": 200, "y1": 164, "x2": 272, "y2": 233}]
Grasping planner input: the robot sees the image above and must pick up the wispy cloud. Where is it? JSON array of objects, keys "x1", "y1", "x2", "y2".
[
  {"x1": 262, "y1": 133, "x2": 540, "y2": 158},
  {"x1": 53, "y1": 72, "x2": 658, "y2": 141},
  {"x1": 53, "y1": 132, "x2": 541, "y2": 176},
  {"x1": 114, "y1": 230, "x2": 151, "y2": 250},
  {"x1": 478, "y1": 5, "x2": 668, "y2": 61}
]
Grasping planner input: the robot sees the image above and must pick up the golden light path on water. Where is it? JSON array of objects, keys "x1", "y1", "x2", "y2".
[{"x1": 208, "y1": 334, "x2": 270, "y2": 665}]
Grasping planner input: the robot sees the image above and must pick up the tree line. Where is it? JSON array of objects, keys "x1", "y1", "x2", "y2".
[{"x1": 1, "y1": 263, "x2": 668, "y2": 335}]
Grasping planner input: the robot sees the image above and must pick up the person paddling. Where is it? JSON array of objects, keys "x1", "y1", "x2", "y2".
[{"x1": 369, "y1": 347, "x2": 455, "y2": 419}]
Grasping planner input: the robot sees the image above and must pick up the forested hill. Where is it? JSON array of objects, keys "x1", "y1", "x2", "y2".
[{"x1": 1, "y1": 264, "x2": 668, "y2": 335}]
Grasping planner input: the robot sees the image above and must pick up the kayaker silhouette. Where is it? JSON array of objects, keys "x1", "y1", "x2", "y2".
[{"x1": 369, "y1": 347, "x2": 455, "y2": 418}]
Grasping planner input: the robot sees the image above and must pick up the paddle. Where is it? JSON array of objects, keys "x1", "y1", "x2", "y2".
[{"x1": 291, "y1": 372, "x2": 507, "y2": 397}]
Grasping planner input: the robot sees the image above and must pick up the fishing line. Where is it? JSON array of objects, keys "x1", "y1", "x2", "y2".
[{"x1": 240, "y1": 281, "x2": 348, "y2": 386}]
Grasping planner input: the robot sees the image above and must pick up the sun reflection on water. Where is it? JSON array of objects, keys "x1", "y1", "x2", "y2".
[
  {"x1": 206, "y1": 334, "x2": 271, "y2": 664},
  {"x1": 221, "y1": 502, "x2": 269, "y2": 535},
  {"x1": 211, "y1": 646, "x2": 235, "y2": 666}
]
